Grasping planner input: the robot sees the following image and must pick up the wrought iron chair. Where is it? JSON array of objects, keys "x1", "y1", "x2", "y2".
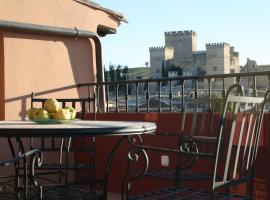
[
  {"x1": 145, "y1": 97, "x2": 221, "y2": 184},
  {"x1": 0, "y1": 138, "x2": 42, "y2": 199},
  {"x1": 28, "y1": 92, "x2": 101, "y2": 199},
  {"x1": 123, "y1": 84, "x2": 269, "y2": 200}
]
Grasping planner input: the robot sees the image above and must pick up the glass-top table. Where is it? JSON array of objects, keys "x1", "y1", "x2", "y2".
[
  {"x1": 0, "y1": 120, "x2": 156, "y2": 199},
  {"x1": 0, "y1": 120, "x2": 156, "y2": 137}
]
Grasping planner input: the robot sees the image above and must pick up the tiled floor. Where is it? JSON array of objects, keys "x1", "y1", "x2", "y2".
[{"x1": 108, "y1": 192, "x2": 121, "y2": 200}]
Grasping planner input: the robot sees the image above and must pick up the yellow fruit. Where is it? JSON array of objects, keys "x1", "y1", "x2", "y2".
[
  {"x1": 32, "y1": 108, "x2": 50, "y2": 120},
  {"x1": 64, "y1": 106, "x2": 76, "y2": 120},
  {"x1": 53, "y1": 108, "x2": 71, "y2": 120},
  {"x1": 44, "y1": 98, "x2": 60, "y2": 113},
  {"x1": 27, "y1": 107, "x2": 39, "y2": 119}
]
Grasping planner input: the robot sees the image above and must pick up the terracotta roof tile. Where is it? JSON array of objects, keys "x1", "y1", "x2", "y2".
[{"x1": 74, "y1": 0, "x2": 128, "y2": 23}]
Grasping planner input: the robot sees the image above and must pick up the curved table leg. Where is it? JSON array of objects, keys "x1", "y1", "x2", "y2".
[{"x1": 103, "y1": 135, "x2": 148, "y2": 200}]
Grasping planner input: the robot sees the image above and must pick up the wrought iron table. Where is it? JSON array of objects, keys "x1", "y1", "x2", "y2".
[{"x1": 0, "y1": 120, "x2": 156, "y2": 199}]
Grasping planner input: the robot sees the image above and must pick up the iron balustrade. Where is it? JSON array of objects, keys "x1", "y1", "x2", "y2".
[{"x1": 77, "y1": 71, "x2": 270, "y2": 113}]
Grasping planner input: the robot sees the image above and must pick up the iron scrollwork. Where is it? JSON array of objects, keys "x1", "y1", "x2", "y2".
[
  {"x1": 30, "y1": 150, "x2": 43, "y2": 199},
  {"x1": 178, "y1": 135, "x2": 199, "y2": 170},
  {"x1": 122, "y1": 135, "x2": 149, "y2": 200}
]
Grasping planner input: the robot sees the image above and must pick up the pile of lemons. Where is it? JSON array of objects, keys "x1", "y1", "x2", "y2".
[{"x1": 27, "y1": 99, "x2": 76, "y2": 120}]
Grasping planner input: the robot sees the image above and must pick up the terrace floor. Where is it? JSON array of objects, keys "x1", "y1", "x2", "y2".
[{"x1": 108, "y1": 193, "x2": 121, "y2": 200}]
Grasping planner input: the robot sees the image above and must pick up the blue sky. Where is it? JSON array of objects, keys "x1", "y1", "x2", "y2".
[{"x1": 95, "y1": 0, "x2": 270, "y2": 68}]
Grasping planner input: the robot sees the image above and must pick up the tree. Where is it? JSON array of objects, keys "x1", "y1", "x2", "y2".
[
  {"x1": 104, "y1": 67, "x2": 109, "y2": 81},
  {"x1": 165, "y1": 64, "x2": 183, "y2": 77},
  {"x1": 109, "y1": 64, "x2": 115, "y2": 81},
  {"x1": 116, "y1": 65, "x2": 123, "y2": 81},
  {"x1": 122, "y1": 65, "x2": 129, "y2": 80},
  {"x1": 145, "y1": 62, "x2": 149, "y2": 67}
]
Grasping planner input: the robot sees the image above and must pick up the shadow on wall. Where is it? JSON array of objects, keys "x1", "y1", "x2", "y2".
[{"x1": 3, "y1": 33, "x2": 95, "y2": 120}]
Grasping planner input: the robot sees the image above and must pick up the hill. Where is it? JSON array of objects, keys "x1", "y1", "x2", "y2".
[{"x1": 127, "y1": 67, "x2": 150, "y2": 80}]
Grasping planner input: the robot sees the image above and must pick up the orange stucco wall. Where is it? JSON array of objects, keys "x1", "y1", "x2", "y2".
[
  {"x1": 3, "y1": 32, "x2": 95, "y2": 119},
  {"x1": 0, "y1": 0, "x2": 122, "y2": 120},
  {"x1": 0, "y1": 0, "x2": 120, "y2": 31},
  {"x1": 0, "y1": 31, "x2": 4, "y2": 120}
]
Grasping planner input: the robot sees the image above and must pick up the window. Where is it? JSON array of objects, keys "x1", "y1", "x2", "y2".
[
  {"x1": 156, "y1": 69, "x2": 160, "y2": 73},
  {"x1": 213, "y1": 66, "x2": 217, "y2": 71}
]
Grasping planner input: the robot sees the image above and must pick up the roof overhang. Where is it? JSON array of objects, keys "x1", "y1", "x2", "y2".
[{"x1": 74, "y1": 0, "x2": 128, "y2": 23}]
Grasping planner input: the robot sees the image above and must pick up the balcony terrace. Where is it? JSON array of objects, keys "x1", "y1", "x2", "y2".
[
  {"x1": 73, "y1": 71, "x2": 270, "y2": 200},
  {"x1": 0, "y1": 70, "x2": 269, "y2": 199}
]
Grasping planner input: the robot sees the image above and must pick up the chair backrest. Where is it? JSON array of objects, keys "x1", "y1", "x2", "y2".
[
  {"x1": 30, "y1": 92, "x2": 96, "y2": 120},
  {"x1": 29, "y1": 92, "x2": 97, "y2": 183},
  {"x1": 181, "y1": 98, "x2": 216, "y2": 137},
  {"x1": 211, "y1": 84, "x2": 268, "y2": 191}
]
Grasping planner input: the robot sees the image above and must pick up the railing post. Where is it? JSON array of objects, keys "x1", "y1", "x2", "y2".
[
  {"x1": 252, "y1": 76, "x2": 257, "y2": 97},
  {"x1": 158, "y1": 81, "x2": 161, "y2": 112},
  {"x1": 146, "y1": 82, "x2": 150, "y2": 112},
  {"x1": 208, "y1": 78, "x2": 212, "y2": 99},
  {"x1": 222, "y1": 79, "x2": 226, "y2": 99},
  {"x1": 268, "y1": 75, "x2": 270, "y2": 89},
  {"x1": 194, "y1": 80, "x2": 198, "y2": 99},
  {"x1": 169, "y1": 80, "x2": 173, "y2": 112},
  {"x1": 125, "y1": 82, "x2": 129, "y2": 112},
  {"x1": 87, "y1": 86, "x2": 91, "y2": 113},
  {"x1": 115, "y1": 83, "x2": 119, "y2": 112},
  {"x1": 96, "y1": 85, "x2": 100, "y2": 113},
  {"x1": 181, "y1": 80, "x2": 184, "y2": 112},
  {"x1": 105, "y1": 84, "x2": 109, "y2": 113},
  {"x1": 236, "y1": 76, "x2": 240, "y2": 85},
  {"x1": 135, "y1": 82, "x2": 139, "y2": 112}
]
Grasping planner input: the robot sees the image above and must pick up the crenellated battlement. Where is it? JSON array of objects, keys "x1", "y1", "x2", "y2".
[
  {"x1": 193, "y1": 50, "x2": 206, "y2": 55},
  {"x1": 149, "y1": 46, "x2": 165, "y2": 52},
  {"x1": 165, "y1": 30, "x2": 196, "y2": 37},
  {"x1": 206, "y1": 42, "x2": 229, "y2": 47}
]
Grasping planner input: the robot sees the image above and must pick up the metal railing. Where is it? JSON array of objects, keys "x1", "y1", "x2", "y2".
[{"x1": 77, "y1": 71, "x2": 270, "y2": 113}]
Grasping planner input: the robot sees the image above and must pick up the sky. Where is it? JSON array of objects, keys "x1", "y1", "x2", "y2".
[{"x1": 94, "y1": 0, "x2": 270, "y2": 68}]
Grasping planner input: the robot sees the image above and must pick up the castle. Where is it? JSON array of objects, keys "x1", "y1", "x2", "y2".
[{"x1": 149, "y1": 30, "x2": 240, "y2": 79}]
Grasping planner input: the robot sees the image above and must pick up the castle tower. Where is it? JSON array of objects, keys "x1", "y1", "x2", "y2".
[
  {"x1": 206, "y1": 43, "x2": 240, "y2": 87},
  {"x1": 149, "y1": 47, "x2": 165, "y2": 78},
  {"x1": 165, "y1": 30, "x2": 197, "y2": 65},
  {"x1": 206, "y1": 43, "x2": 230, "y2": 74},
  {"x1": 206, "y1": 42, "x2": 239, "y2": 74}
]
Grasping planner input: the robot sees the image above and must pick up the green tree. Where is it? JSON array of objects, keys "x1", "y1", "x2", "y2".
[
  {"x1": 145, "y1": 62, "x2": 149, "y2": 67},
  {"x1": 116, "y1": 65, "x2": 123, "y2": 81},
  {"x1": 108, "y1": 65, "x2": 115, "y2": 91},
  {"x1": 104, "y1": 67, "x2": 109, "y2": 81},
  {"x1": 122, "y1": 65, "x2": 128, "y2": 77},
  {"x1": 109, "y1": 64, "x2": 115, "y2": 81}
]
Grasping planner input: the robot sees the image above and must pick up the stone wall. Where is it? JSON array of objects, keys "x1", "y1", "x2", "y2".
[
  {"x1": 193, "y1": 51, "x2": 207, "y2": 71},
  {"x1": 149, "y1": 46, "x2": 165, "y2": 78}
]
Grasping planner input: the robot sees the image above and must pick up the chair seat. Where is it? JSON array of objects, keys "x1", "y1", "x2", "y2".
[
  {"x1": 38, "y1": 162, "x2": 93, "y2": 170},
  {"x1": 28, "y1": 183, "x2": 104, "y2": 200},
  {"x1": 129, "y1": 186, "x2": 251, "y2": 200},
  {"x1": 146, "y1": 169, "x2": 212, "y2": 181}
]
